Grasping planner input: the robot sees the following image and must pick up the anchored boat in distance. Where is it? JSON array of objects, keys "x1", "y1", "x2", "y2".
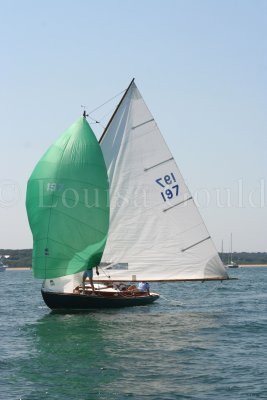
[{"x1": 0, "y1": 255, "x2": 9, "y2": 272}]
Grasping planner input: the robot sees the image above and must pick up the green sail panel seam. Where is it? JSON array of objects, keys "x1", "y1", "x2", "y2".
[
  {"x1": 47, "y1": 207, "x2": 109, "y2": 235},
  {"x1": 39, "y1": 195, "x2": 109, "y2": 214},
  {"x1": 27, "y1": 194, "x2": 109, "y2": 214},
  {"x1": 33, "y1": 256, "x2": 71, "y2": 262},
  {"x1": 28, "y1": 177, "x2": 109, "y2": 191},
  {"x1": 32, "y1": 237, "x2": 89, "y2": 254},
  {"x1": 43, "y1": 129, "x2": 74, "y2": 277}
]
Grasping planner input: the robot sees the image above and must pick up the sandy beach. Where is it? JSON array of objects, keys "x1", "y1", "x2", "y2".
[{"x1": 239, "y1": 264, "x2": 267, "y2": 267}]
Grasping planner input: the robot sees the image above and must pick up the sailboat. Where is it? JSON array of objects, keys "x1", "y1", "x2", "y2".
[
  {"x1": 0, "y1": 259, "x2": 7, "y2": 272},
  {"x1": 226, "y1": 233, "x2": 239, "y2": 268},
  {"x1": 0, "y1": 255, "x2": 9, "y2": 272},
  {"x1": 26, "y1": 79, "x2": 229, "y2": 310}
]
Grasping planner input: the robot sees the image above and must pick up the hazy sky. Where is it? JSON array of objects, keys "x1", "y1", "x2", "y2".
[{"x1": 0, "y1": 0, "x2": 266, "y2": 252}]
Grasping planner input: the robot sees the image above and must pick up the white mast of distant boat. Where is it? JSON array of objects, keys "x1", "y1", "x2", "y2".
[{"x1": 226, "y1": 233, "x2": 239, "y2": 268}]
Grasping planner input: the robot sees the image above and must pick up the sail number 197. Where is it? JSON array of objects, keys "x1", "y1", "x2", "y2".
[{"x1": 155, "y1": 173, "x2": 179, "y2": 202}]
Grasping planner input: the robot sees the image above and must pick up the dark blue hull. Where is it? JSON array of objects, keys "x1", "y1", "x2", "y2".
[{"x1": 41, "y1": 290, "x2": 159, "y2": 310}]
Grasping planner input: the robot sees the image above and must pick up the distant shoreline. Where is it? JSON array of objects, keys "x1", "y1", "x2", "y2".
[{"x1": 5, "y1": 264, "x2": 267, "y2": 271}]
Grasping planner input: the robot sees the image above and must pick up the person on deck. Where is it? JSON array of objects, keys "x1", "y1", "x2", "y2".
[
  {"x1": 82, "y1": 266, "x2": 99, "y2": 294},
  {"x1": 137, "y1": 281, "x2": 150, "y2": 295},
  {"x1": 126, "y1": 282, "x2": 150, "y2": 295}
]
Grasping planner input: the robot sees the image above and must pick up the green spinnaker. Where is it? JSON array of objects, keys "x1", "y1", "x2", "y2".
[{"x1": 26, "y1": 117, "x2": 109, "y2": 279}]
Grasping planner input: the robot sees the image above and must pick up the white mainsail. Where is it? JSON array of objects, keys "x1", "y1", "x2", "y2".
[{"x1": 99, "y1": 80, "x2": 228, "y2": 282}]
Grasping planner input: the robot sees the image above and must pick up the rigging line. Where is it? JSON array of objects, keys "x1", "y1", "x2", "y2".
[
  {"x1": 159, "y1": 294, "x2": 182, "y2": 306},
  {"x1": 98, "y1": 265, "x2": 111, "y2": 279},
  {"x1": 90, "y1": 121, "x2": 106, "y2": 129},
  {"x1": 87, "y1": 115, "x2": 100, "y2": 124},
  {"x1": 182, "y1": 282, "x2": 222, "y2": 305},
  {"x1": 81, "y1": 106, "x2": 99, "y2": 124},
  {"x1": 160, "y1": 282, "x2": 222, "y2": 306},
  {"x1": 99, "y1": 78, "x2": 135, "y2": 143},
  {"x1": 97, "y1": 106, "x2": 120, "y2": 124},
  {"x1": 200, "y1": 282, "x2": 221, "y2": 298},
  {"x1": 88, "y1": 89, "x2": 126, "y2": 116}
]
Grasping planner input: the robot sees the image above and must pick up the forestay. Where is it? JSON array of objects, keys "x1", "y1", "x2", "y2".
[{"x1": 99, "y1": 81, "x2": 228, "y2": 282}]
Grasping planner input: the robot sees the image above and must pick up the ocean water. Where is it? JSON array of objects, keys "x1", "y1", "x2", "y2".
[{"x1": 0, "y1": 268, "x2": 266, "y2": 400}]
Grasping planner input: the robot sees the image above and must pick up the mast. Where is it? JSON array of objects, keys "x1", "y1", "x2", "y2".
[
  {"x1": 99, "y1": 78, "x2": 135, "y2": 143},
  {"x1": 230, "y1": 233, "x2": 233, "y2": 263},
  {"x1": 228, "y1": 233, "x2": 233, "y2": 264}
]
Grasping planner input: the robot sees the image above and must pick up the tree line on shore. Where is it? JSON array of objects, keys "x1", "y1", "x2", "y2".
[{"x1": 1, "y1": 249, "x2": 267, "y2": 268}]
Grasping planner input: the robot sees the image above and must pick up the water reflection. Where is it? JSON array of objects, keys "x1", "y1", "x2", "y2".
[
  {"x1": 19, "y1": 312, "x2": 120, "y2": 399},
  {"x1": 18, "y1": 302, "x2": 222, "y2": 399}
]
